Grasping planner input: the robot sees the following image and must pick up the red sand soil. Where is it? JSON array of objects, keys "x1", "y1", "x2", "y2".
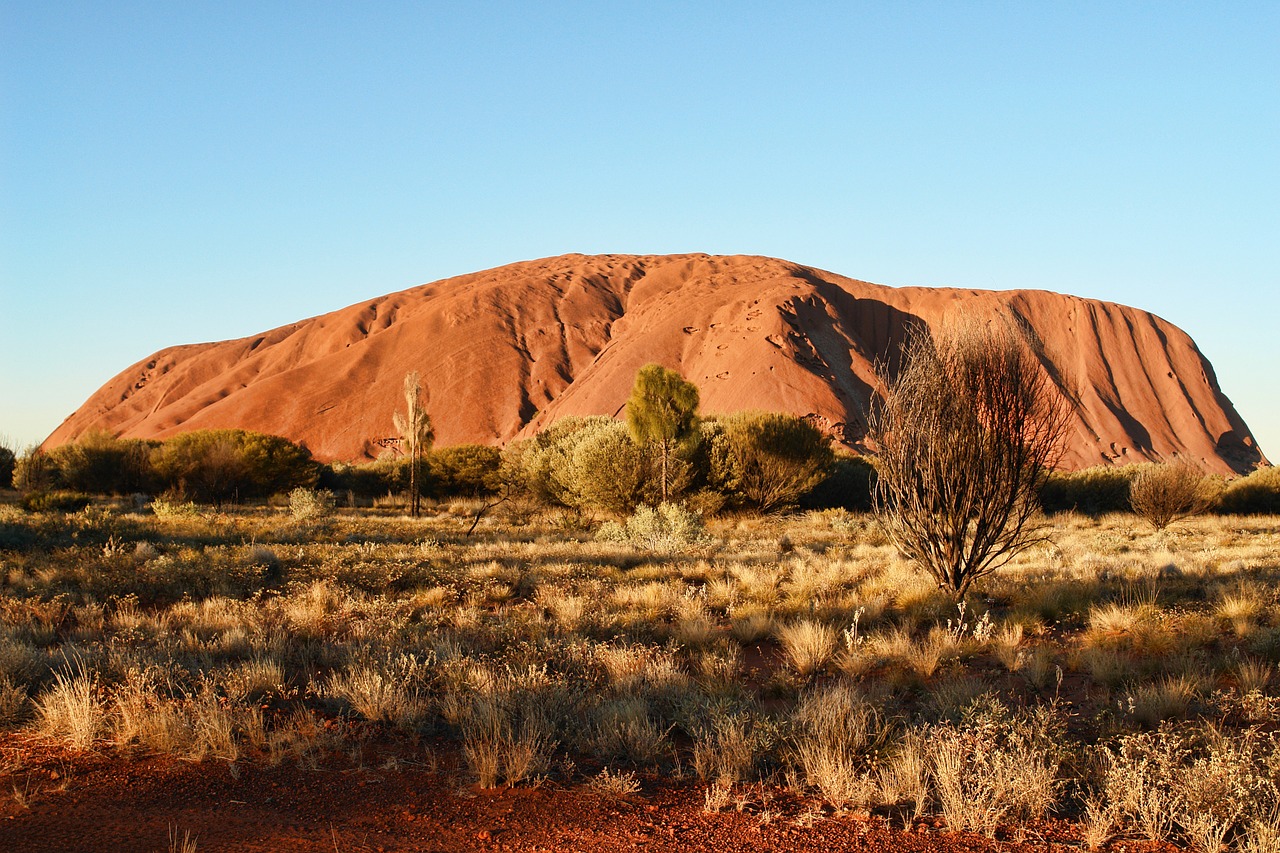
[
  {"x1": 44, "y1": 253, "x2": 1265, "y2": 474},
  {"x1": 0, "y1": 736, "x2": 1179, "y2": 853}
]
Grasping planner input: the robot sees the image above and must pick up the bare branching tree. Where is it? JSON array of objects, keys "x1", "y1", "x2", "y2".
[
  {"x1": 393, "y1": 371, "x2": 433, "y2": 517},
  {"x1": 1129, "y1": 461, "x2": 1218, "y2": 530},
  {"x1": 870, "y1": 319, "x2": 1069, "y2": 597}
]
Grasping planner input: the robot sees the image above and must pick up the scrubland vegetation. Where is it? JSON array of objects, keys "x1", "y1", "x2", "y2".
[
  {"x1": 1, "y1": 492, "x2": 1279, "y2": 849},
  {"x1": 3, "y1": 346, "x2": 1278, "y2": 848}
]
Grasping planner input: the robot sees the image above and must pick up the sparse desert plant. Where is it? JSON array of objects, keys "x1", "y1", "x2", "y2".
[
  {"x1": 454, "y1": 668, "x2": 558, "y2": 787},
  {"x1": 597, "y1": 502, "x2": 709, "y2": 552},
  {"x1": 288, "y1": 487, "x2": 335, "y2": 520},
  {"x1": 35, "y1": 667, "x2": 105, "y2": 750},
  {"x1": 588, "y1": 767, "x2": 642, "y2": 799},
  {"x1": 869, "y1": 320, "x2": 1069, "y2": 597},
  {"x1": 326, "y1": 655, "x2": 431, "y2": 728},
  {"x1": 691, "y1": 706, "x2": 770, "y2": 785},
  {"x1": 925, "y1": 699, "x2": 1062, "y2": 837},
  {"x1": 876, "y1": 729, "x2": 931, "y2": 817},
  {"x1": 790, "y1": 682, "x2": 887, "y2": 809},
  {"x1": 775, "y1": 619, "x2": 838, "y2": 677},
  {"x1": 1129, "y1": 461, "x2": 1218, "y2": 530},
  {"x1": 586, "y1": 696, "x2": 671, "y2": 765},
  {"x1": 0, "y1": 675, "x2": 28, "y2": 727}
]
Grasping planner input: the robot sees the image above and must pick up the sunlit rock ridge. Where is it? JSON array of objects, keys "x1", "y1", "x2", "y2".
[{"x1": 47, "y1": 253, "x2": 1266, "y2": 474}]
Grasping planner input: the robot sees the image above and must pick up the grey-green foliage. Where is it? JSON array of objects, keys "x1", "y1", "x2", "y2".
[
  {"x1": 596, "y1": 502, "x2": 709, "y2": 552},
  {"x1": 564, "y1": 419, "x2": 652, "y2": 515},
  {"x1": 1216, "y1": 466, "x2": 1280, "y2": 515},
  {"x1": 516, "y1": 417, "x2": 601, "y2": 509},
  {"x1": 518, "y1": 417, "x2": 660, "y2": 516}
]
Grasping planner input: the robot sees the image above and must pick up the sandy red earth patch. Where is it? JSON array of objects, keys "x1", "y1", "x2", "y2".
[{"x1": 1, "y1": 736, "x2": 1178, "y2": 853}]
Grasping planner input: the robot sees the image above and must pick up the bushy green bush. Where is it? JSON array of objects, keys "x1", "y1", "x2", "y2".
[
  {"x1": 563, "y1": 419, "x2": 653, "y2": 515},
  {"x1": 320, "y1": 458, "x2": 406, "y2": 499},
  {"x1": 430, "y1": 444, "x2": 501, "y2": 498},
  {"x1": 0, "y1": 440, "x2": 15, "y2": 489},
  {"x1": 1039, "y1": 465, "x2": 1142, "y2": 514},
  {"x1": 150, "y1": 429, "x2": 317, "y2": 505},
  {"x1": 21, "y1": 490, "x2": 93, "y2": 513},
  {"x1": 716, "y1": 411, "x2": 833, "y2": 512},
  {"x1": 1216, "y1": 466, "x2": 1280, "y2": 514},
  {"x1": 517, "y1": 417, "x2": 673, "y2": 515},
  {"x1": 45, "y1": 431, "x2": 156, "y2": 495},
  {"x1": 800, "y1": 453, "x2": 877, "y2": 511}
]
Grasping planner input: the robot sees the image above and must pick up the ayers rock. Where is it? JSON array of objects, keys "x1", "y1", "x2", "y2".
[{"x1": 47, "y1": 253, "x2": 1266, "y2": 475}]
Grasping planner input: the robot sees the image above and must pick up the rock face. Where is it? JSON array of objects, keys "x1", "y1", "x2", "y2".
[{"x1": 46, "y1": 253, "x2": 1266, "y2": 474}]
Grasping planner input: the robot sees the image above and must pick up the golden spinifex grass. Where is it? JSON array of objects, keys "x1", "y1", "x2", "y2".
[{"x1": 2, "y1": 501, "x2": 1280, "y2": 847}]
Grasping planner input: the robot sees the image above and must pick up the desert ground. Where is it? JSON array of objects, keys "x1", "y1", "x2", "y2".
[{"x1": 2, "y1": 495, "x2": 1278, "y2": 852}]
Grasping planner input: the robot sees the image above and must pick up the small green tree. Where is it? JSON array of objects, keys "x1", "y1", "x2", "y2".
[
  {"x1": 625, "y1": 364, "x2": 700, "y2": 504},
  {"x1": 393, "y1": 371, "x2": 433, "y2": 517}
]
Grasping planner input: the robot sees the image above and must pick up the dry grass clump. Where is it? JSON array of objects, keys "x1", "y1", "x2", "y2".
[
  {"x1": 789, "y1": 682, "x2": 887, "y2": 810},
  {"x1": 925, "y1": 700, "x2": 1063, "y2": 837},
  {"x1": 775, "y1": 619, "x2": 838, "y2": 677},
  {"x1": 35, "y1": 668, "x2": 105, "y2": 750}
]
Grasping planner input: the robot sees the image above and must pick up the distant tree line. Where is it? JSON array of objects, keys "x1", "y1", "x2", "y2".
[{"x1": 3, "y1": 356, "x2": 1274, "y2": 519}]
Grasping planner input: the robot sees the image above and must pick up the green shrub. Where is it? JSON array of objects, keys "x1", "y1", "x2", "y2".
[
  {"x1": 150, "y1": 429, "x2": 317, "y2": 505},
  {"x1": 717, "y1": 411, "x2": 833, "y2": 513},
  {"x1": 1216, "y1": 467, "x2": 1280, "y2": 515},
  {"x1": 1040, "y1": 465, "x2": 1141, "y2": 514},
  {"x1": 45, "y1": 431, "x2": 156, "y2": 494},
  {"x1": 321, "y1": 458, "x2": 406, "y2": 499},
  {"x1": 21, "y1": 490, "x2": 92, "y2": 513},
  {"x1": 563, "y1": 419, "x2": 652, "y2": 515},
  {"x1": 0, "y1": 440, "x2": 15, "y2": 489},
  {"x1": 800, "y1": 453, "x2": 877, "y2": 511},
  {"x1": 431, "y1": 444, "x2": 502, "y2": 498}
]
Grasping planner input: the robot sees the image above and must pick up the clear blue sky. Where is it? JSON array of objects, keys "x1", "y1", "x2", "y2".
[{"x1": 2, "y1": 2, "x2": 1277, "y2": 461}]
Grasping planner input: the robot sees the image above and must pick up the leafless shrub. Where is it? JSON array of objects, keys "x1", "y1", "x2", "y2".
[
  {"x1": 870, "y1": 320, "x2": 1069, "y2": 597},
  {"x1": 588, "y1": 767, "x2": 642, "y2": 800}
]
